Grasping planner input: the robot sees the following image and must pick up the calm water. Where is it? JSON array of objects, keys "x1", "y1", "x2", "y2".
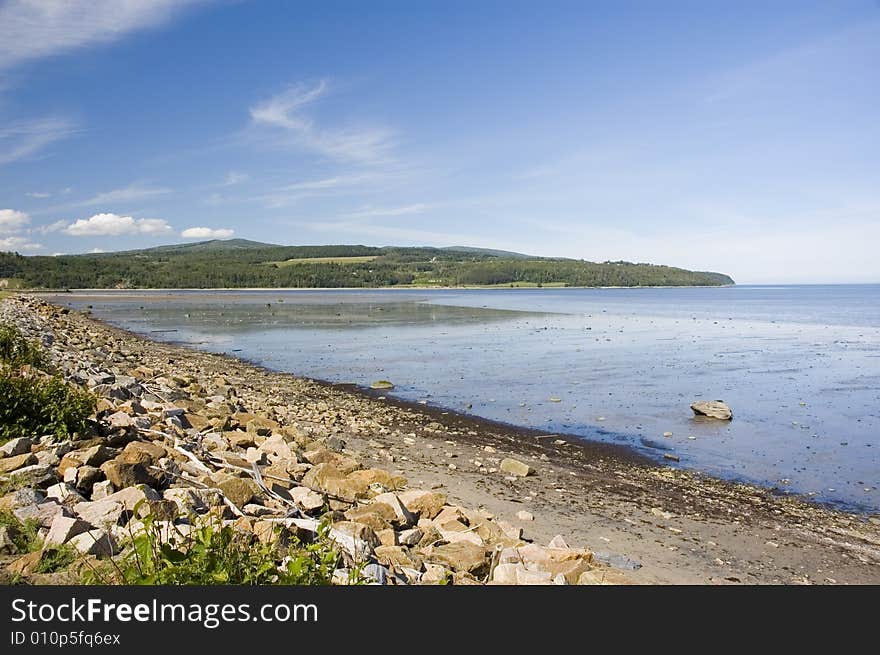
[{"x1": 44, "y1": 285, "x2": 880, "y2": 511}]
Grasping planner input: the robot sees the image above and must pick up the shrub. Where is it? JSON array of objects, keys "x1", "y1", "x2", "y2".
[
  {"x1": 33, "y1": 545, "x2": 78, "y2": 574},
  {"x1": 0, "y1": 371, "x2": 96, "y2": 443},
  {"x1": 86, "y1": 510, "x2": 340, "y2": 585},
  {"x1": 0, "y1": 324, "x2": 46, "y2": 369},
  {"x1": 0, "y1": 510, "x2": 41, "y2": 553}
]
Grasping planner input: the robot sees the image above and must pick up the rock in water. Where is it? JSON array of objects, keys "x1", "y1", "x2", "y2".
[
  {"x1": 690, "y1": 400, "x2": 732, "y2": 420},
  {"x1": 370, "y1": 380, "x2": 394, "y2": 390}
]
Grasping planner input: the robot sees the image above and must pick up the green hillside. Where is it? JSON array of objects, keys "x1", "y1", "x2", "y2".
[{"x1": 0, "y1": 240, "x2": 734, "y2": 289}]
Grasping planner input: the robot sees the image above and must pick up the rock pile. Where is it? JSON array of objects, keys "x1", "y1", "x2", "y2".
[{"x1": 0, "y1": 295, "x2": 628, "y2": 585}]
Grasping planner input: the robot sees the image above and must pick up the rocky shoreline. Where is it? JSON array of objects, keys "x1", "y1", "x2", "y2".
[{"x1": 2, "y1": 294, "x2": 879, "y2": 584}]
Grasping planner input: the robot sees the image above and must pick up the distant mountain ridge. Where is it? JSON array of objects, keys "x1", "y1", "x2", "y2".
[{"x1": 0, "y1": 239, "x2": 735, "y2": 289}]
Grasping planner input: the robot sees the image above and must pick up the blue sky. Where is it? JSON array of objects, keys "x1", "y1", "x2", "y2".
[{"x1": 0, "y1": 1, "x2": 878, "y2": 283}]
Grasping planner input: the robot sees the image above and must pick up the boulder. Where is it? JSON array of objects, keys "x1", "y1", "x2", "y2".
[
  {"x1": 163, "y1": 488, "x2": 223, "y2": 515},
  {"x1": 423, "y1": 542, "x2": 489, "y2": 576},
  {"x1": 302, "y1": 463, "x2": 369, "y2": 502},
  {"x1": 0, "y1": 436, "x2": 34, "y2": 457},
  {"x1": 107, "y1": 411, "x2": 134, "y2": 429},
  {"x1": 100, "y1": 459, "x2": 161, "y2": 489},
  {"x1": 45, "y1": 483, "x2": 86, "y2": 504},
  {"x1": 118, "y1": 441, "x2": 167, "y2": 466},
  {"x1": 13, "y1": 500, "x2": 71, "y2": 528},
  {"x1": 328, "y1": 521, "x2": 380, "y2": 561},
  {"x1": 398, "y1": 490, "x2": 446, "y2": 519},
  {"x1": 90, "y1": 480, "x2": 114, "y2": 499},
  {"x1": 370, "y1": 493, "x2": 415, "y2": 527},
  {"x1": 546, "y1": 558, "x2": 593, "y2": 584},
  {"x1": 0, "y1": 487, "x2": 45, "y2": 511},
  {"x1": 289, "y1": 487, "x2": 324, "y2": 512},
  {"x1": 344, "y1": 504, "x2": 396, "y2": 532},
  {"x1": 74, "y1": 466, "x2": 103, "y2": 494},
  {"x1": 44, "y1": 515, "x2": 91, "y2": 546},
  {"x1": 0, "y1": 452, "x2": 37, "y2": 474},
  {"x1": 3, "y1": 463, "x2": 56, "y2": 488},
  {"x1": 500, "y1": 458, "x2": 534, "y2": 477},
  {"x1": 690, "y1": 400, "x2": 732, "y2": 420},
  {"x1": 398, "y1": 527, "x2": 424, "y2": 547},
  {"x1": 79, "y1": 445, "x2": 117, "y2": 468},
  {"x1": 374, "y1": 545, "x2": 421, "y2": 571},
  {"x1": 215, "y1": 476, "x2": 257, "y2": 508},
  {"x1": 515, "y1": 568, "x2": 553, "y2": 585},
  {"x1": 492, "y1": 562, "x2": 526, "y2": 584},
  {"x1": 68, "y1": 529, "x2": 117, "y2": 556},
  {"x1": 72, "y1": 499, "x2": 125, "y2": 529},
  {"x1": 103, "y1": 485, "x2": 162, "y2": 511},
  {"x1": 421, "y1": 563, "x2": 450, "y2": 584}
]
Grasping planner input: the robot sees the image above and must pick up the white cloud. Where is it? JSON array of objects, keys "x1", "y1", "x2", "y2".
[
  {"x1": 83, "y1": 183, "x2": 172, "y2": 206},
  {"x1": 0, "y1": 0, "x2": 210, "y2": 70},
  {"x1": 26, "y1": 191, "x2": 51, "y2": 198},
  {"x1": 0, "y1": 208, "x2": 30, "y2": 232},
  {"x1": 249, "y1": 81, "x2": 396, "y2": 163},
  {"x1": 0, "y1": 236, "x2": 41, "y2": 251},
  {"x1": 90, "y1": 248, "x2": 105, "y2": 254},
  {"x1": 181, "y1": 226, "x2": 234, "y2": 239},
  {"x1": 37, "y1": 219, "x2": 69, "y2": 234},
  {"x1": 63, "y1": 213, "x2": 172, "y2": 236},
  {"x1": 0, "y1": 117, "x2": 78, "y2": 165},
  {"x1": 347, "y1": 204, "x2": 429, "y2": 219}
]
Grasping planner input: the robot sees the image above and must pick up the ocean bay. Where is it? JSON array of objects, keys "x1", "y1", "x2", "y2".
[{"x1": 45, "y1": 284, "x2": 880, "y2": 510}]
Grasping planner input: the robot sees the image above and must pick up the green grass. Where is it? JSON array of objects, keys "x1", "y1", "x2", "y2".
[
  {"x1": 86, "y1": 508, "x2": 341, "y2": 585},
  {"x1": 270, "y1": 255, "x2": 379, "y2": 267}
]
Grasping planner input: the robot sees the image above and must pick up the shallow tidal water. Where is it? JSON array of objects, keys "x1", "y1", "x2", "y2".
[{"x1": 44, "y1": 285, "x2": 880, "y2": 511}]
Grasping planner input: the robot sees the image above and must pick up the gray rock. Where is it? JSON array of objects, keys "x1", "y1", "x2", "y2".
[
  {"x1": 68, "y1": 529, "x2": 118, "y2": 556},
  {"x1": 3, "y1": 487, "x2": 45, "y2": 510},
  {"x1": 0, "y1": 436, "x2": 34, "y2": 457},
  {"x1": 90, "y1": 480, "x2": 114, "y2": 499},
  {"x1": 72, "y1": 499, "x2": 125, "y2": 529},
  {"x1": 46, "y1": 482, "x2": 87, "y2": 504},
  {"x1": 3, "y1": 463, "x2": 57, "y2": 488},
  {"x1": 44, "y1": 515, "x2": 92, "y2": 546},
  {"x1": 14, "y1": 500, "x2": 71, "y2": 528},
  {"x1": 593, "y1": 551, "x2": 642, "y2": 571},
  {"x1": 362, "y1": 563, "x2": 389, "y2": 585}
]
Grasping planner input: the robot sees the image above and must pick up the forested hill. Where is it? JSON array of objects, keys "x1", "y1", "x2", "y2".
[{"x1": 0, "y1": 240, "x2": 735, "y2": 289}]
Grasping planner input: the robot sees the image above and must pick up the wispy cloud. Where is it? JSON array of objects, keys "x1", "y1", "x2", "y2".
[
  {"x1": 254, "y1": 174, "x2": 378, "y2": 209},
  {"x1": 0, "y1": 0, "x2": 210, "y2": 70},
  {"x1": 346, "y1": 204, "x2": 429, "y2": 219},
  {"x1": 63, "y1": 213, "x2": 172, "y2": 236},
  {"x1": 222, "y1": 171, "x2": 248, "y2": 186},
  {"x1": 249, "y1": 81, "x2": 396, "y2": 164},
  {"x1": 0, "y1": 117, "x2": 79, "y2": 165},
  {"x1": 82, "y1": 183, "x2": 172, "y2": 206},
  {"x1": 25, "y1": 191, "x2": 51, "y2": 198},
  {"x1": 181, "y1": 226, "x2": 234, "y2": 239}
]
